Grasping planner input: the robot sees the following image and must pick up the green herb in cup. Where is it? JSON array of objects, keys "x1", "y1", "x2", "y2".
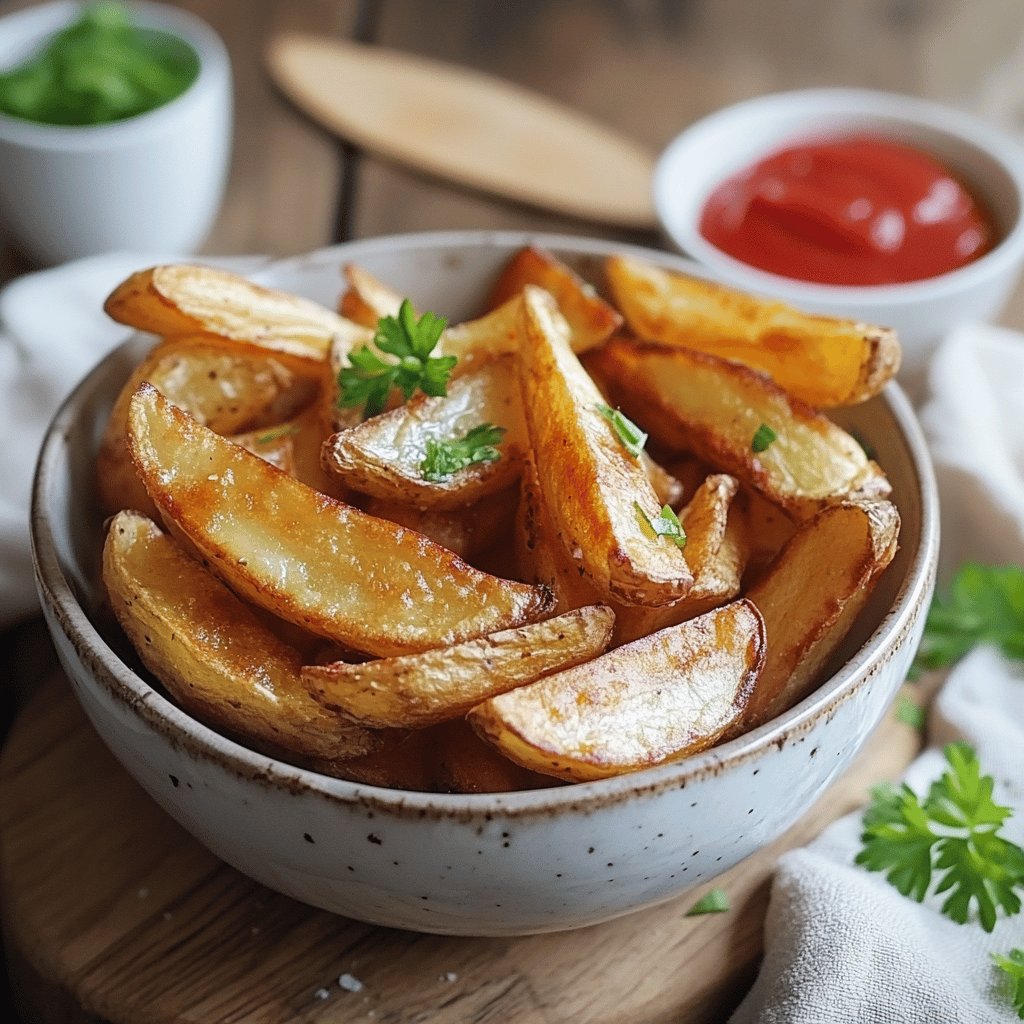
[{"x1": 0, "y1": 2, "x2": 200, "y2": 126}]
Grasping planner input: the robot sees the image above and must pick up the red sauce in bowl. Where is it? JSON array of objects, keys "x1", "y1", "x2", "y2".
[{"x1": 699, "y1": 135, "x2": 995, "y2": 286}]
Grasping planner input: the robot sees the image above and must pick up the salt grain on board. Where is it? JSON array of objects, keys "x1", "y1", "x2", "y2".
[{"x1": 339, "y1": 973, "x2": 364, "y2": 993}]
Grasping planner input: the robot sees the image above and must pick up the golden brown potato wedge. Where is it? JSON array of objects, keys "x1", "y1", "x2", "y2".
[
  {"x1": 487, "y1": 245, "x2": 622, "y2": 351},
  {"x1": 468, "y1": 599, "x2": 765, "y2": 782},
  {"x1": 611, "y1": 474, "x2": 747, "y2": 645},
  {"x1": 127, "y1": 382, "x2": 554, "y2": 657},
  {"x1": 589, "y1": 339, "x2": 890, "y2": 521},
  {"x1": 96, "y1": 340, "x2": 321, "y2": 517},
  {"x1": 102, "y1": 510, "x2": 377, "y2": 765},
  {"x1": 304, "y1": 605, "x2": 614, "y2": 728},
  {"x1": 733, "y1": 486, "x2": 798, "y2": 587},
  {"x1": 104, "y1": 264, "x2": 368, "y2": 363},
  {"x1": 338, "y1": 263, "x2": 403, "y2": 326},
  {"x1": 518, "y1": 286, "x2": 692, "y2": 606},
  {"x1": 321, "y1": 354, "x2": 528, "y2": 510},
  {"x1": 229, "y1": 424, "x2": 297, "y2": 473},
  {"x1": 641, "y1": 451, "x2": 685, "y2": 508},
  {"x1": 737, "y1": 498, "x2": 900, "y2": 730},
  {"x1": 606, "y1": 254, "x2": 900, "y2": 406},
  {"x1": 514, "y1": 453, "x2": 604, "y2": 614},
  {"x1": 430, "y1": 720, "x2": 556, "y2": 793}
]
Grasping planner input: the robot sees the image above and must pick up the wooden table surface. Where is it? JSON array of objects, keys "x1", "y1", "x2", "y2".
[{"x1": 2, "y1": 1, "x2": 1024, "y2": 1020}]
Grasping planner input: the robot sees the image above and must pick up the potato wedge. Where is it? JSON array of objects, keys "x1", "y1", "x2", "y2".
[
  {"x1": 338, "y1": 263, "x2": 403, "y2": 326},
  {"x1": 515, "y1": 453, "x2": 603, "y2": 614},
  {"x1": 96, "y1": 339, "x2": 320, "y2": 517},
  {"x1": 468, "y1": 599, "x2": 765, "y2": 781},
  {"x1": 102, "y1": 510, "x2": 376, "y2": 765},
  {"x1": 321, "y1": 354, "x2": 528, "y2": 509},
  {"x1": 737, "y1": 498, "x2": 900, "y2": 730},
  {"x1": 104, "y1": 264, "x2": 369, "y2": 362},
  {"x1": 589, "y1": 339, "x2": 890, "y2": 520},
  {"x1": 733, "y1": 486, "x2": 798, "y2": 586},
  {"x1": 611, "y1": 474, "x2": 746, "y2": 645},
  {"x1": 127, "y1": 382, "x2": 554, "y2": 657},
  {"x1": 487, "y1": 245, "x2": 622, "y2": 351},
  {"x1": 606, "y1": 254, "x2": 900, "y2": 406},
  {"x1": 430, "y1": 720, "x2": 555, "y2": 793},
  {"x1": 641, "y1": 451, "x2": 685, "y2": 508},
  {"x1": 518, "y1": 286, "x2": 692, "y2": 606},
  {"x1": 304, "y1": 605, "x2": 614, "y2": 728}
]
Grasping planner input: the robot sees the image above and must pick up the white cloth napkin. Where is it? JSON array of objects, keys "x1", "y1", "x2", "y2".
[
  {"x1": 0, "y1": 252, "x2": 263, "y2": 628},
  {"x1": 731, "y1": 323, "x2": 1024, "y2": 1024}
]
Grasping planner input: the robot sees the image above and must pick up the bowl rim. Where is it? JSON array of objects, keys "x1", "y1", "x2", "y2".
[
  {"x1": 653, "y1": 86, "x2": 1024, "y2": 304},
  {"x1": 0, "y1": 0, "x2": 229, "y2": 149},
  {"x1": 30, "y1": 228, "x2": 940, "y2": 818}
]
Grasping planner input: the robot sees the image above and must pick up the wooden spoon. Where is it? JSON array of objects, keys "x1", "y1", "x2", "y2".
[{"x1": 265, "y1": 34, "x2": 659, "y2": 229}]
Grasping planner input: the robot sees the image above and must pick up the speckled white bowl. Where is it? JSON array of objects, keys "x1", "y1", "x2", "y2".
[{"x1": 31, "y1": 231, "x2": 938, "y2": 936}]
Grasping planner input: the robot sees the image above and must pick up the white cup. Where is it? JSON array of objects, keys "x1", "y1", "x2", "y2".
[{"x1": 0, "y1": 0, "x2": 232, "y2": 266}]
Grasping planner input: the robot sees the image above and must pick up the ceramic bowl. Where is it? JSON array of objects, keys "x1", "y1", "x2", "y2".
[
  {"x1": 654, "y1": 88, "x2": 1024, "y2": 394},
  {"x1": 31, "y1": 230, "x2": 938, "y2": 936},
  {"x1": 0, "y1": 0, "x2": 232, "y2": 265}
]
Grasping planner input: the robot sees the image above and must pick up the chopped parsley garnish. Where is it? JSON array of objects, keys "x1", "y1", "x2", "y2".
[
  {"x1": 911, "y1": 563, "x2": 1024, "y2": 676},
  {"x1": 992, "y1": 948, "x2": 1024, "y2": 1019},
  {"x1": 634, "y1": 502, "x2": 687, "y2": 549},
  {"x1": 685, "y1": 887, "x2": 730, "y2": 916},
  {"x1": 596, "y1": 402, "x2": 647, "y2": 459},
  {"x1": 751, "y1": 423, "x2": 777, "y2": 453},
  {"x1": 337, "y1": 299, "x2": 456, "y2": 419},
  {"x1": 855, "y1": 742, "x2": 1024, "y2": 932},
  {"x1": 254, "y1": 424, "x2": 299, "y2": 445},
  {"x1": 420, "y1": 423, "x2": 506, "y2": 482}
]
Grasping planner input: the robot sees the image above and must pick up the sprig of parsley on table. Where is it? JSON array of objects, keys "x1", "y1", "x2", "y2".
[
  {"x1": 337, "y1": 299, "x2": 456, "y2": 419},
  {"x1": 912, "y1": 563, "x2": 1024, "y2": 675},
  {"x1": 420, "y1": 423, "x2": 506, "y2": 482},
  {"x1": 992, "y1": 948, "x2": 1024, "y2": 1019},
  {"x1": 855, "y1": 742, "x2": 1024, "y2": 932}
]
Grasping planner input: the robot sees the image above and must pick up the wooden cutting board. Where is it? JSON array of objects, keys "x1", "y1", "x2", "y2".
[{"x1": 1, "y1": 666, "x2": 926, "y2": 1024}]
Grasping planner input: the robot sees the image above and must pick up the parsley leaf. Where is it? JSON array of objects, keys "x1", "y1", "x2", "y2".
[
  {"x1": 752, "y1": 423, "x2": 777, "y2": 453},
  {"x1": 634, "y1": 502, "x2": 687, "y2": 550},
  {"x1": 894, "y1": 694, "x2": 926, "y2": 731},
  {"x1": 992, "y1": 948, "x2": 1024, "y2": 1019},
  {"x1": 337, "y1": 299, "x2": 456, "y2": 419},
  {"x1": 855, "y1": 742, "x2": 1024, "y2": 932},
  {"x1": 595, "y1": 403, "x2": 647, "y2": 458},
  {"x1": 254, "y1": 424, "x2": 298, "y2": 446},
  {"x1": 420, "y1": 423, "x2": 506, "y2": 482},
  {"x1": 685, "y1": 887, "x2": 730, "y2": 916},
  {"x1": 912, "y1": 564, "x2": 1024, "y2": 675}
]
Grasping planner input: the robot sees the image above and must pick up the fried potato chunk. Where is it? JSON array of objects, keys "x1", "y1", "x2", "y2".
[
  {"x1": 96, "y1": 339, "x2": 321, "y2": 517},
  {"x1": 738, "y1": 498, "x2": 900, "y2": 730},
  {"x1": 610, "y1": 474, "x2": 746, "y2": 645},
  {"x1": 606, "y1": 255, "x2": 900, "y2": 406},
  {"x1": 487, "y1": 245, "x2": 622, "y2": 351},
  {"x1": 589, "y1": 339, "x2": 890, "y2": 520},
  {"x1": 102, "y1": 510, "x2": 377, "y2": 765},
  {"x1": 468, "y1": 599, "x2": 765, "y2": 782},
  {"x1": 127, "y1": 383, "x2": 553, "y2": 657},
  {"x1": 104, "y1": 264, "x2": 368, "y2": 362},
  {"x1": 518, "y1": 286, "x2": 692, "y2": 606},
  {"x1": 338, "y1": 263, "x2": 403, "y2": 326},
  {"x1": 321, "y1": 354, "x2": 528, "y2": 509},
  {"x1": 304, "y1": 605, "x2": 614, "y2": 728}
]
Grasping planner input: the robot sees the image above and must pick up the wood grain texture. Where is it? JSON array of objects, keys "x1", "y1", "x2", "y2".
[{"x1": 1, "y1": 669, "x2": 925, "y2": 1024}]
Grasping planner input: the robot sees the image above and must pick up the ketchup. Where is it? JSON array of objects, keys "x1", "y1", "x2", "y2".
[{"x1": 699, "y1": 135, "x2": 994, "y2": 286}]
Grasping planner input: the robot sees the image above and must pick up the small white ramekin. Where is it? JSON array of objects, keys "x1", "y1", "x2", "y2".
[
  {"x1": 0, "y1": 0, "x2": 232, "y2": 265},
  {"x1": 654, "y1": 88, "x2": 1024, "y2": 389}
]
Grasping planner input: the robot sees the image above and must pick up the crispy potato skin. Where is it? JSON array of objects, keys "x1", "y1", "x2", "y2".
[
  {"x1": 737, "y1": 498, "x2": 900, "y2": 730},
  {"x1": 303, "y1": 605, "x2": 615, "y2": 728},
  {"x1": 102, "y1": 510, "x2": 377, "y2": 765},
  {"x1": 518, "y1": 286, "x2": 692, "y2": 606},
  {"x1": 606, "y1": 254, "x2": 900, "y2": 406},
  {"x1": 589, "y1": 339, "x2": 891, "y2": 520},
  {"x1": 468, "y1": 599, "x2": 765, "y2": 782},
  {"x1": 487, "y1": 245, "x2": 622, "y2": 351},
  {"x1": 127, "y1": 383, "x2": 554, "y2": 657},
  {"x1": 321, "y1": 355, "x2": 528, "y2": 510}
]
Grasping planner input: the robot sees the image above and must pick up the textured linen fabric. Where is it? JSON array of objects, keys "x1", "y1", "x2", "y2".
[
  {"x1": 0, "y1": 253, "x2": 263, "y2": 627},
  {"x1": 731, "y1": 324, "x2": 1024, "y2": 1023}
]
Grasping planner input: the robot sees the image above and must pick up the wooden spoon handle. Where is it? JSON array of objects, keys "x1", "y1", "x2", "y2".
[{"x1": 266, "y1": 34, "x2": 658, "y2": 230}]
